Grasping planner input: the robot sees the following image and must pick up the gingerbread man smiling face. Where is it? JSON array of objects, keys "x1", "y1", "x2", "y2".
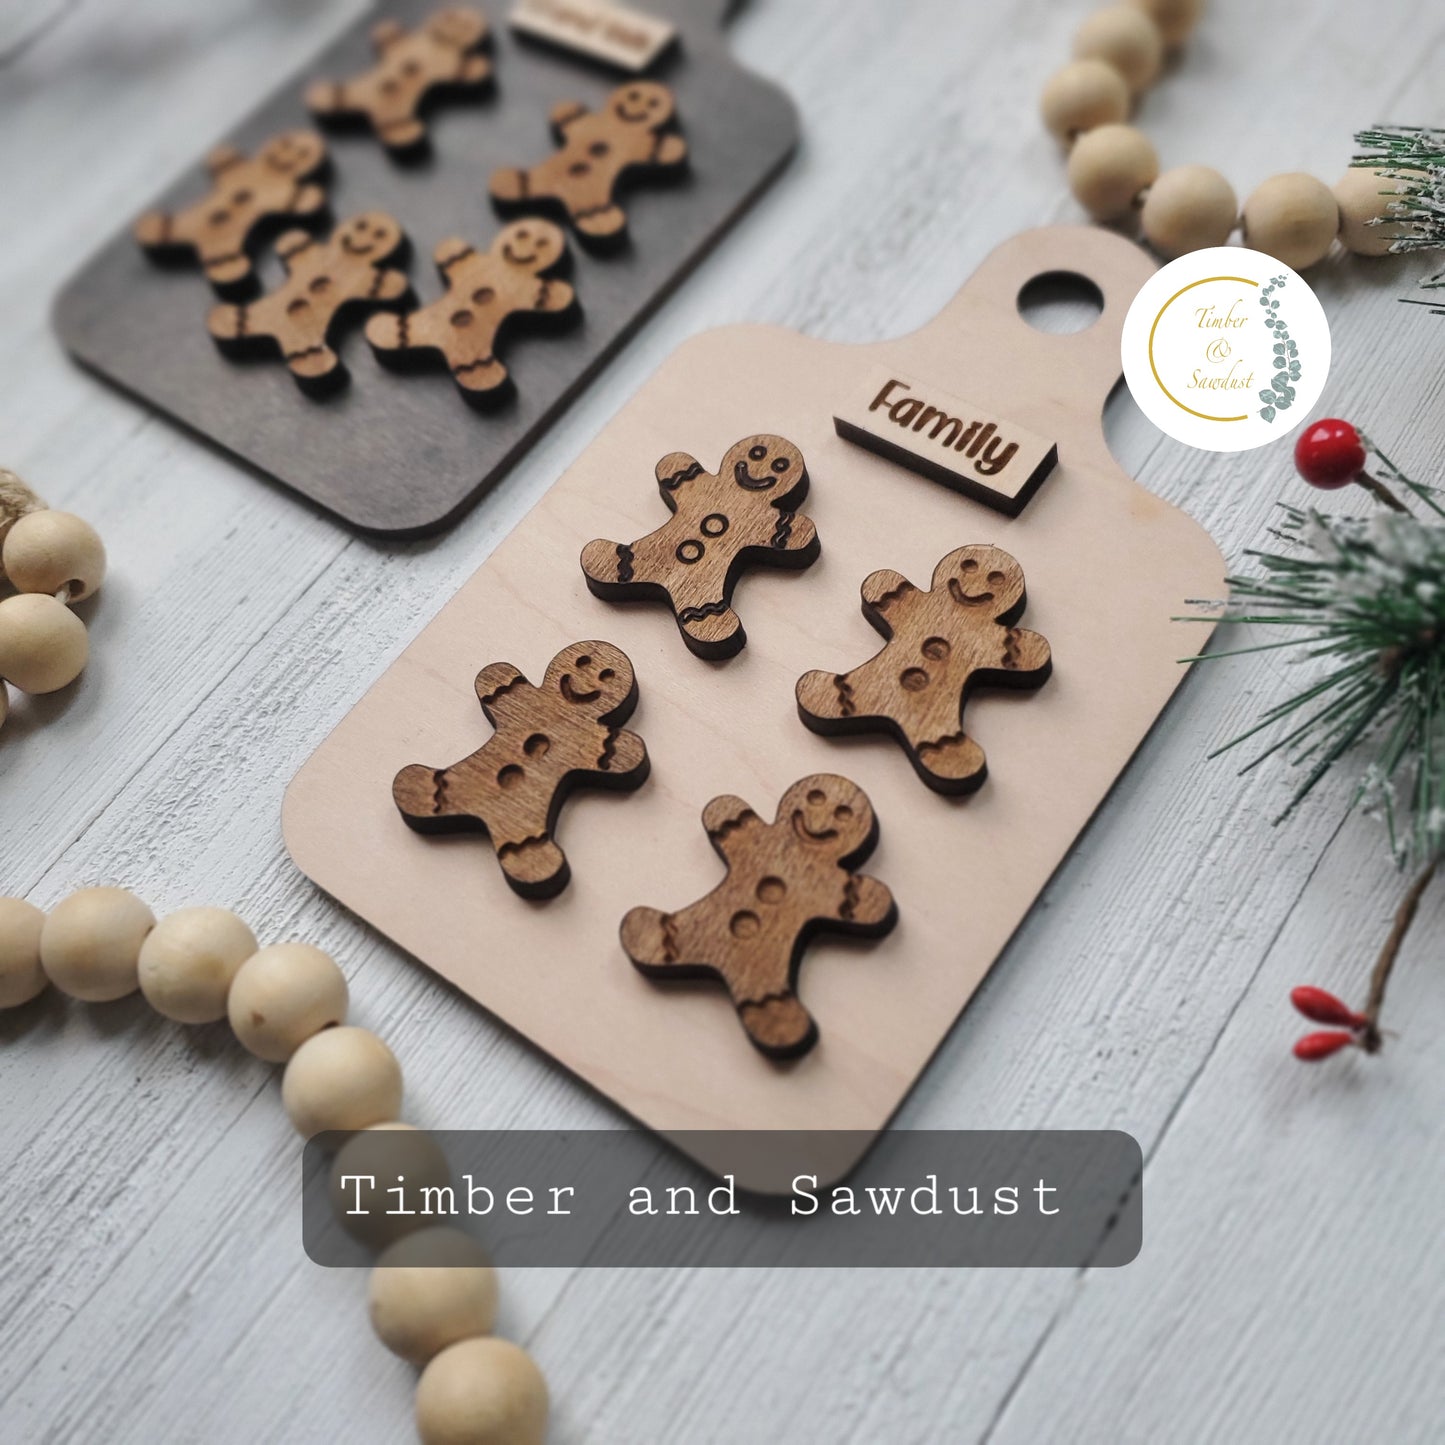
[
  {"x1": 609, "y1": 81, "x2": 676, "y2": 129},
  {"x1": 539, "y1": 641, "x2": 635, "y2": 716},
  {"x1": 940, "y1": 545, "x2": 1027, "y2": 616},
  {"x1": 779, "y1": 776, "x2": 877, "y2": 861}
]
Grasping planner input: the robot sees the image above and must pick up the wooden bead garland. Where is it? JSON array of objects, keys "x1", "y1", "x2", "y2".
[
  {"x1": 1042, "y1": 3, "x2": 1406, "y2": 265},
  {"x1": 0, "y1": 469, "x2": 106, "y2": 726},
  {"x1": 0, "y1": 886, "x2": 548, "y2": 1444}
]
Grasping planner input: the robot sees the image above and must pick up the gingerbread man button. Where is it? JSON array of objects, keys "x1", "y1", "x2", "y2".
[
  {"x1": 365, "y1": 220, "x2": 578, "y2": 404},
  {"x1": 797, "y1": 545, "x2": 1052, "y2": 794},
  {"x1": 622, "y1": 775, "x2": 897, "y2": 1059},
  {"x1": 207, "y1": 212, "x2": 410, "y2": 393},
  {"x1": 305, "y1": 7, "x2": 493, "y2": 154},
  {"x1": 133, "y1": 130, "x2": 328, "y2": 294},
  {"x1": 393, "y1": 641, "x2": 649, "y2": 899},
  {"x1": 580, "y1": 435, "x2": 820, "y2": 659},
  {"x1": 489, "y1": 81, "x2": 688, "y2": 246}
]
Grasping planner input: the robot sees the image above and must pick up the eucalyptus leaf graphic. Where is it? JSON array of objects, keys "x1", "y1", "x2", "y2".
[{"x1": 1257, "y1": 275, "x2": 1301, "y2": 422}]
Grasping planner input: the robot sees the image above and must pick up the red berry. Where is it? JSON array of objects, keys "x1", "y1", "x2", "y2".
[
  {"x1": 1294, "y1": 1031, "x2": 1355, "y2": 1061},
  {"x1": 1294, "y1": 419, "x2": 1366, "y2": 490},
  {"x1": 1290, "y1": 985, "x2": 1366, "y2": 1030}
]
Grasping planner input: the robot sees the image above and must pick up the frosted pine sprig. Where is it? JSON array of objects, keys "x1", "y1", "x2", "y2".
[
  {"x1": 1352, "y1": 126, "x2": 1445, "y2": 271},
  {"x1": 1181, "y1": 442, "x2": 1444, "y2": 867}
]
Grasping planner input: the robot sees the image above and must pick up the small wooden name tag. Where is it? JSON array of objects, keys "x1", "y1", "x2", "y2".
[
  {"x1": 509, "y1": 0, "x2": 676, "y2": 73},
  {"x1": 834, "y1": 368, "x2": 1058, "y2": 516}
]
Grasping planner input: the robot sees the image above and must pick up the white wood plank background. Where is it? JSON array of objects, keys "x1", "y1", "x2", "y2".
[{"x1": 2, "y1": 1, "x2": 1443, "y2": 1441}]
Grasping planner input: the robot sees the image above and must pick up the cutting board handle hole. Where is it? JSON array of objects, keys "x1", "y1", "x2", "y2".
[{"x1": 1016, "y1": 271, "x2": 1104, "y2": 335}]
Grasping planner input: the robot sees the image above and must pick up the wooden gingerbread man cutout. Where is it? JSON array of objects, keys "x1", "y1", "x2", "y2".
[
  {"x1": 305, "y1": 7, "x2": 493, "y2": 154},
  {"x1": 622, "y1": 774, "x2": 897, "y2": 1059},
  {"x1": 580, "y1": 434, "x2": 820, "y2": 659},
  {"x1": 365, "y1": 220, "x2": 577, "y2": 404},
  {"x1": 133, "y1": 130, "x2": 328, "y2": 294},
  {"x1": 207, "y1": 212, "x2": 410, "y2": 393},
  {"x1": 796, "y1": 545, "x2": 1052, "y2": 795},
  {"x1": 489, "y1": 80, "x2": 688, "y2": 246},
  {"x1": 393, "y1": 641, "x2": 649, "y2": 899}
]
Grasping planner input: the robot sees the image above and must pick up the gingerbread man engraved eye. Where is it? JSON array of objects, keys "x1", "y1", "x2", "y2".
[
  {"x1": 988, "y1": 570, "x2": 1006, "y2": 586},
  {"x1": 772, "y1": 457, "x2": 791, "y2": 473},
  {"x1": 834, "y1": 804, "x2": 853, "y2": 821},
  {"x1": 807, "y1": 788, "x2": 826, "y2": 805},
  {"x1": 749, "y1": 444, "x2": 767, "y2": 461}
]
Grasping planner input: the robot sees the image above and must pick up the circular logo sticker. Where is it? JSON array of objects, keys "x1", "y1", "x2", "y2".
[{"x1": 1121, "y1": 246, "x2": 1331, "y2": 452}]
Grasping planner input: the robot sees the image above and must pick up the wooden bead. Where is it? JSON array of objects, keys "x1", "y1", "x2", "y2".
[
  {"x1": 415, "y1": 1338, "x2": 549, "y2": 1445},
  {"x1": 137, "y1": 906, "x2": 257, "y2": 1023},
  {"x1": 2, "y1": 510, "x2": 106, "y2": 601},
  {"x1": 0, "y1": 593, "x2": 88, "y2": 694},
  {"x1": 330, "y1": 1121, "x2": 453, "y2": 1248},
  {"x1": 40, "y1": 887, "x2": 155, "y2": 1002},
  {"x1": 1334, "y1": 167, "x2": 1412, "y2": 257},
  {"x1": 1072, "y1": 4, "x2": 1164, "y2": 94},
  {"x1": 227, "y1": 942, "x2": 348, "y2": 1061},
  {"x1": 1242, "y1": 172, "x2": 1339, "y2": 270},
  {"x1": 1141, "y1": 164, "x2": 1237, "y2": 258},
  {"x1": 1067, "y1": 123, "x2": 1159, "y2": 221},
  {"x1": 281, "y1": 1025, "x2": 403, "y2": 1138},
  {"x1": 1039, "y1": 59, "x2": 1130, "y2": 143},
  {"x1": 370, "y1": 1227, "x2": 498, "y2": 1365},
  {"x1": 0, "y1": 896, "x2": 48, "y2": 1010},
  {"x1": 1127, "y1": 0, "x2": 1203, "y2": 48}
]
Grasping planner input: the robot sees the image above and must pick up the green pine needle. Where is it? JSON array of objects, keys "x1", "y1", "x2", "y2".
[
  {"x1": 1351, "y1": 126, "x2": 1445, "y2": 282},
  {"x1": 1184, "y1": 445, "x2": 1445, "y2": 865}
]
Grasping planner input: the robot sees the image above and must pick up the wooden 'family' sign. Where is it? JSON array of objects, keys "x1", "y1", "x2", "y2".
[
  {"x1": 284, "y1": 227, "x2": 1225, "y2": 1184},
  {"x1": 53, "y1": 0, "x2": 796, "y2": 536}
]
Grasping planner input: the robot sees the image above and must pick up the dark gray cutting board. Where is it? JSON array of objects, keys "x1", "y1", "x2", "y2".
[{"x1": 52, "y1": 0, "x2": 797, "y2": 535}]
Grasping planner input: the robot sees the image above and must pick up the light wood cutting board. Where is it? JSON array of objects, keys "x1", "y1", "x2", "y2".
[{"x1": 284, "y1": 225, "x2": 1225, "y2": 1184}]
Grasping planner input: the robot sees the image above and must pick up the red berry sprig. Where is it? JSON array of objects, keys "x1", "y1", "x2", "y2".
[
  {"x1": 1289, "y1": 985, "x2": 1369, "y2": 1061},
  {"x1": 1294, "y1": 1031, "x2": 1356, "y2": 1062},
  {"x1": 1294, "y1": 419, "x2": 1408, "y2": 512}
]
